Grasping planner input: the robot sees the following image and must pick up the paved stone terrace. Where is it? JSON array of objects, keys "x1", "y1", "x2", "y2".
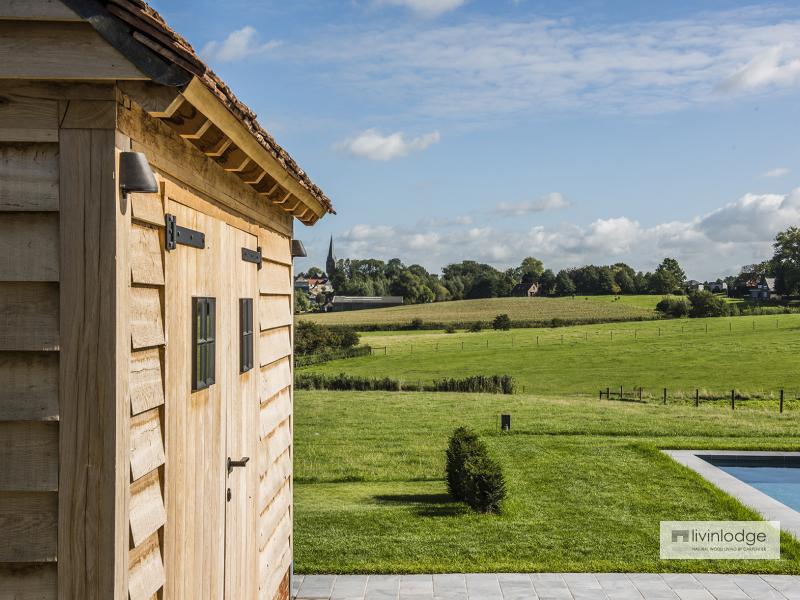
[{"x1": 293, "y1": 573, "x2": 800, "y2": 599}]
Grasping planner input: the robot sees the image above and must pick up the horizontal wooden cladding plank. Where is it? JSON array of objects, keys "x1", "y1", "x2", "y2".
[
  {"x1": 259, "y1": 261, "x2": 292, "y2": 295},
  {"x1": 130, "y1": 191, "x2": 164, "y2": 227},
  {"x1": 258, "y1": 228, "x2": 291, "y2": 266},
  {"x1": 129, "y1": 469, "x2": 166, "y2": 548},
  {"x1": 259, "y1": 388, "x2": 291, "y2": 440},
  {"x1": 0, "y1": 142, "x2": 58, "y2": 210},
  {"x1": 129, "y1": 348, "x2": 164, "y2": 416},
  {"x1": 0, "y1": 422, "x2": 57, "y2": 491},
  {"x1": 0, "y1": 491, "x2": 57, "y2": 562},
  {"x1": 0, "y1": 351, "x2": 58, "y2": 421},
  {"x1": 0, "y1": 21, "x2": 145, "y2": 80},
  {"x1": 0, "y1": 93, "x2": 57, "y2": 143},
  {"x1": 259, "y1": 295, "x2": 291, "y2": 331},
  {"x1": 0, "y1": 282, "x2": 58, "y2": 351},
  {"x1": 130, "y1": 286, "x2": 165, "y2": 349},
  {"x1": 0, "y1": 0, "x2": 82, "y2": 20},
  {"x1": 128, "y1": 531, "x2": 165, "y2": 600},
  {"x1": 258, "y1": 479, "x2": 290, "y2": 551},
  {"x1": 261, "y1": 418, "x2": 291, "y2": 466},
  {"x1": 258, "y1": 509, "x2": 291, "y2": 570},
  {"x1": 0, "y1": 563, "x2": 57, "y2": 600},
  {"x1": 261, "y1": 546, "x2": 291, "y2": 600},
  {"x1": 259, "y1": 446, "x2": 291, "y2": 510},
  {"x1": 130, "y1": 408, "x2": 165, "y2": 482},
  {"x1": 258, "y1": 327, "x2": 291, "y2": 368},
  {"x1": 258, "y1": 357, "x2": 291, "y2": 401},
  {"x1": 0, "y1": 212, "x2": 58, "y2": 281},
  {"x1": 130, "y1": 223, "x2": 164, "y2": 286}
]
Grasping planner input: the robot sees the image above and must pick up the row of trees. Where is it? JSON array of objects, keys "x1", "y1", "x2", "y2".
[{"x1": 297, "y1": 227, "x2": 800, "y2": 306}]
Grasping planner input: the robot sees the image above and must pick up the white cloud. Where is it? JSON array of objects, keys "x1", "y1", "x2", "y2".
[
  {"x1": 201, "y1": 26, "x2": 281, "y2": 63},
  {"x1": 763, "y1": 167, "x2": 790, "y2": 178},
  {"x1": 336, "y1": 188, "x2": 800, "y2": 280},
  {"x1": 279, "y1": 8, "x2": 800, "y2": 120},
  {"x1": 495, "y1": 192, "x2": 570, "y2": 216},
  {"x1": 376, "y1": 0, "x2": 466, "y2": 18},
  {"x1": 418, "y1": 215, "x2": 473, "y2": 227},
  {"x1": 721, "y1": 45, "x2": 800, "y2": 92},
  {"x1": 335, "y1": 129, "x2": 440, "y2": 160}
]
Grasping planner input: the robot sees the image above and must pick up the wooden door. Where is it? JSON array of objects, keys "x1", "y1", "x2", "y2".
[
  {"x1": 223, "y1": 225, "x2": 259, "y2": 599},
  {"x1": 164, "y1": 197, "x2": 259, "y2": 600}
]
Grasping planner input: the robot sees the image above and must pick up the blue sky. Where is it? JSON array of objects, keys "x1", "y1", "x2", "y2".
[{"x1": 152, "y1": 0, "x2": 800, "y2": 279}]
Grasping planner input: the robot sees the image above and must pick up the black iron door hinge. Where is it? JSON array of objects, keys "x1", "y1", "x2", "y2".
[
  {"x1": 165, "y1": 214, "x2": 205, "y2": 250},
  {"x1": 241, "y1": 246, "x2": 263, "y2": 269}
]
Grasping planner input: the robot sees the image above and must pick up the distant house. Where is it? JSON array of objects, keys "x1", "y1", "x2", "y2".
[
  {"x1": 512, "y1": 282, "x2": 539, "y2": 297},
  {"x1": 708, "y1": 281, "x2": 728, "y2": 294},
  {"x1": 749, "y1": 275, "x2": 778, "y2": 300},
  {"x1": 294, "y1": 276, "x2": 310, "y2": 292},
  {"x1": 684, "y1": 280, "x2": 704, "y2": 292},
  {"x1": 329, "y1": 296, "x2": 404, "y2": 311}
]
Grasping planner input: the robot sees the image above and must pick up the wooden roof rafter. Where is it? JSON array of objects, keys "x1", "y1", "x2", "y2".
[{"x1": 121, "y1": 81, "x2": 321, "y2": 224}]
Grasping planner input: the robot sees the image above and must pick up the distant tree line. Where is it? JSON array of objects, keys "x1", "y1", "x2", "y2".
[{"x1": 296, "y1": 227, "x2": 800, "y2": 306}]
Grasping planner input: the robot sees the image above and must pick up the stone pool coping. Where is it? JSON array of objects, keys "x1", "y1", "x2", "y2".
[{"x1": 664, "y1": 450, "x2": 800, "y2": 539}]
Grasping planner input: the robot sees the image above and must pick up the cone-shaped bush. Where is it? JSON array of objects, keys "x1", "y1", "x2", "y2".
[
  {"x1": 463, "y1": 452, "x2": 506, "y2": 514},
  {"x1": 445, "y1": 427, "x2": 482, "y2": 501}
]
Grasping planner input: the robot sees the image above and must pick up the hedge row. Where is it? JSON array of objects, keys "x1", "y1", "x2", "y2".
[
  {"x1": 445, "y1": 427, "x2": 506, "y2": 514},
  {"x1": 295, "y1": 372, "x2": 516, "y2": 394},
  {"x1": 324, "y1": 314, "x2": 656, "y2": 333},
  {"x1": 294, "y1": 345, "x2": 372, "y2": 368}
]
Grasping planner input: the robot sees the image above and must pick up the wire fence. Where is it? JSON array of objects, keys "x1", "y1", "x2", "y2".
[
  {"x1": 595, "y1": 386, "x2": 796, "y2": 412},
  {"x1": 361, "y1": 315, "x2": 800, "y2": 357}
]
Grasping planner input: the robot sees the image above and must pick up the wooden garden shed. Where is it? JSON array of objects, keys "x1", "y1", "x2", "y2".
[{"x1": 0, "y1": 1, "x2": 334, "y2": 598}]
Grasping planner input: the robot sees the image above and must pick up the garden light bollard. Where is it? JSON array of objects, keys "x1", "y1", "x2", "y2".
[{"x1": 501, "y1": 414, "x2": 511, "y2": 431}]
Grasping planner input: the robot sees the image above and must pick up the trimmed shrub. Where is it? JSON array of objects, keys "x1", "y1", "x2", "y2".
[
  {"x1": 444, "y1": 324, "x2": 457, "y2": 333},
  {"x1": 688, "y1": 290, "x2": 727, "y2": 318},
  {"x1": 294, "y1": 346, "x2": 372, "y2": 367},
  {"x1": 493, "y1": 314, "x2": 511, "y2": 330},
  {"x1": 656, "y1": 297, "x2": 690, "y2": 318},
  {"x1": 432, "y1": 375, "x2": 515, "y2": 394},
  {"x1": 468, "y1": 321, "x2": 483, "y2": 333},
  {"x1": 295, "y1": 373, "x2": 516, "y2": 394},
  {"x1": 408, "y1": 318, "x2": 425, "y2": 330},
  {"x1": 445, "y1": 427, "x2": 482, "y2": 501},
  {"x1": 463, "y1": 452, "x2": 506, "y2": 514}
]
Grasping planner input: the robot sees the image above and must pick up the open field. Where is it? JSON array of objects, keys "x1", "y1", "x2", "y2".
[
  {"x1": 299, "y1": 313, "x2": 800, "y2": 399},
  {"x1": 295, "y1": 391, "x2": 800, "y2": 573},
  {"x1": 298, "y1": 295, "x2": 659, "y2": 327}
]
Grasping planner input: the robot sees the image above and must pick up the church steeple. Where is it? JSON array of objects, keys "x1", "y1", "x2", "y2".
[{"x1": 326, "y1": 236, "x2": 336, "y2": 276}]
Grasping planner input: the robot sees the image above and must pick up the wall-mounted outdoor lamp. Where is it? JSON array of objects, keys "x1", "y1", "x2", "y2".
[
  {"x1": 291, "y1": 239, "x2": 307, "y2": 258},
  {"x1": 119, "y1": 151, "x2": 158, "y2": 198}
]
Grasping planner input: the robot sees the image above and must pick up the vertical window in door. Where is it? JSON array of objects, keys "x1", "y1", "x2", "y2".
[
  {"x1": 240, "y1": 298, "x2": 254, "y2": 373},
  {"x1": 192, "y1": 297, "x2": 216, "y2": 391}
]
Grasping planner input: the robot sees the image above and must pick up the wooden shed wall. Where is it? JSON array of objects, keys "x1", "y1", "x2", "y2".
[
  {"x1": 118, "y1": 92, "x2": 295, "y2": 600},
  {"x1": 0, "y1": 81, "x2": 127, "y2": 599}
]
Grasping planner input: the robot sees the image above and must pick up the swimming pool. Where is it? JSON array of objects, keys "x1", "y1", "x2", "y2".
[{"x1": 702, "y1": 455, "x2": 800, "y2": 512}]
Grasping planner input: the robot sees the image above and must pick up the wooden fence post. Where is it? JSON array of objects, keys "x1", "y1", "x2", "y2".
[
  {"x1": 731, "y1": 389, "x2": 735, "y2": 410},
  {"x1": 663, "y1": 388, "x2": 667, "y2": 405},
  {"x1": 780, "y1": 389, "x2": 784, "y2": 414},
  {"x1": 695, "y1": 389, "x2": 699, "y2": 407},
  {"x1": 599, "y1": 389, "x2": 602, "y2": 401},
  {"x1": 606, "y1": 386, "x2": 610, "y2": 400},
  {"x1": 620, "y1": 385, "x2": 623, "y2": 400},
  {"x1": 639, "y1": 387, "x2": 643, "y2": 401}
]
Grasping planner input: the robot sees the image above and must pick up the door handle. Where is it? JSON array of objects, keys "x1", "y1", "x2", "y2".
[{"x1": 227, "y1": 456, "x2": 250, "y2": 473}]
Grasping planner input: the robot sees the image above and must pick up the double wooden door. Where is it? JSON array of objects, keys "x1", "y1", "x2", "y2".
[{"x1": 163, "y1": 198, "x2": 259, "y2": 599}]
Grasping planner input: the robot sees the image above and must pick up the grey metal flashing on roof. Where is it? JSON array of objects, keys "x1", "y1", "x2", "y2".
[{"x1": 60, "y1": 0, "x2": 192, "y2": 87}]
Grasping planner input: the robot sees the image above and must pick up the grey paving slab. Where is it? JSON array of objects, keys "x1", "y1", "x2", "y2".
[
  {"x1": 465, "y1": 574, "x2": 503, "y2": 600},
  {"x1": 298, "y1": 575, "x2": 337, "y2": 599},
  {"x1": 366, "y1": 575, "x2": 401, "y2": 600},
  {"x1": 498, "y1": 573, "x2": 538, "y2": 600},
  {"x1": 293, "y1": 574, "x2": 798, "y2": 600},
  {"x1": 332, "y1": 576, "x2": 369, "y2": 600}
]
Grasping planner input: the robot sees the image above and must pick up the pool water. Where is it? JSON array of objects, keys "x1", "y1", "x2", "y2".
[{"x1": 703, "y1": 456, "x2": 800, "y2": 512}]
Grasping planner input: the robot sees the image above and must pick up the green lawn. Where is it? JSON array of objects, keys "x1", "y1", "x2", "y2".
[
  {"x1": 298, "y1": 295, "x2": 658, "y2": 327},
  {"x1": 300, "y1": 313, "x2": 800, "y2": 399},
  {"x1": 295, "y1": 391, "x2": 800, "y2": 573}
]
